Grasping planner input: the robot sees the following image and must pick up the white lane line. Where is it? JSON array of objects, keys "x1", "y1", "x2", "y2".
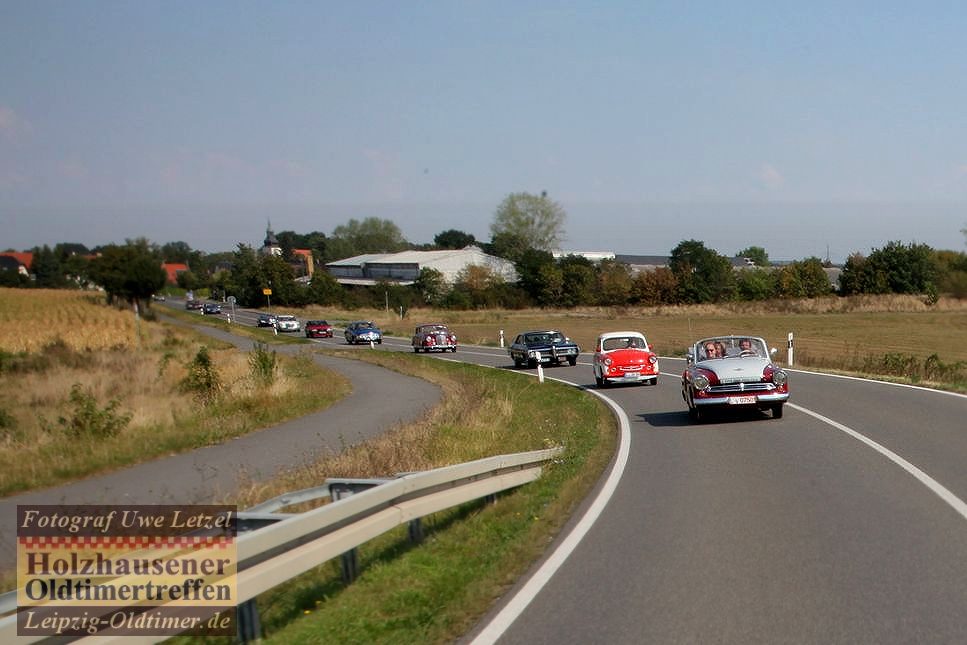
[
  {"x1": 789, "y1": 402, "x2": 967, "y2": 522},
  {"x1": 470, "y1": 381, "x2": 631, "y2": 645}
]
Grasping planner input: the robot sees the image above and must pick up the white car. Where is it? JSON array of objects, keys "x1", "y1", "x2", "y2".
[{"x1": 274, "y1": 315, "x2": 300, "y2": 333}]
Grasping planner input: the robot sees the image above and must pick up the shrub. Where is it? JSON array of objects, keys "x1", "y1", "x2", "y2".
[
  {"x1": 249, "y1": 342, "x2": 278, "y2": 385},
  {"x1": 50, "y1": 383, "x2": 132, "y2": 438},
  {"x1": 181, "y1": 346, "x2": 222, "y2": 403}
]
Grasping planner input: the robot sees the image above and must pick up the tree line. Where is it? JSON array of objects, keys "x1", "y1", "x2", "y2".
[{"x1": 3, "y1": 193, "x2": 966, "y2": 310}]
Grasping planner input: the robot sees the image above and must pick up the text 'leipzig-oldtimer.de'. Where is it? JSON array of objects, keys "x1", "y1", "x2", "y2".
[
  {"x1": 592, "y1": 331, "x2": 660, "y2": 387},
  {"x1": 681, "y1": 335, "x2": 789, "y2": 422}
]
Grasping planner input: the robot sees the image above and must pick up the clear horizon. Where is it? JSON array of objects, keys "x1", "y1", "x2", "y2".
[{"x1": 3, "y1": 3, "x2": 967, "y2": 263}]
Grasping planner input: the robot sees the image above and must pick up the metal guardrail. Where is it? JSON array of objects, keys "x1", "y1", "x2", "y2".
[{"x1": 0, "y1": 447, "x2": 562, "y2": 643}]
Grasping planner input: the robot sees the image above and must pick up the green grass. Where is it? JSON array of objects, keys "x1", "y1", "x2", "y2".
[{"x1": 210, "y1": 355, "x2": 615, "y2": 645}]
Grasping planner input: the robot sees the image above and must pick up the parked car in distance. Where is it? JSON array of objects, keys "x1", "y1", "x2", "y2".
[
  {"x1": 305, "y1": 320, "x2": 334, "y2": 338},
  {"x1": 508, "y1": 330, "x2": 580, "y2": 368},
  {"x1": 345, "y1": 321, "x2": 382, "y2": 345},
  {"x1": 256, "y1": 314, "x2": 277, "y2": 328},
  {"x1": 185, "y1": 299, "x2": 203, "y2": 310},
  {"x1": 681, "y1": 335, "x2": 788, "y2": 422},
  {"x1": 411, "y1": 323, "x2": 457, "y2": 353},
  {"x1": 202, "y1": 302, "x2": 222, "y2": 315},
  {"x1": 592, "y1": 331, "x2": 659, "y2": 387},
  {"x1": 274, "y1": 315, "x2": 300, "y2": 333}
]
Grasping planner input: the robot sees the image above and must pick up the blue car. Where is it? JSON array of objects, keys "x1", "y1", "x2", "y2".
[{"x1": 345, "y1": 321, "x2": 382, "y2": 345}]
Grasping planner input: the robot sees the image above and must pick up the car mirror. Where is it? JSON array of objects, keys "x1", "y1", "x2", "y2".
[{"x1": 686, "y1": 350, "x2": 694, "y2": 364}]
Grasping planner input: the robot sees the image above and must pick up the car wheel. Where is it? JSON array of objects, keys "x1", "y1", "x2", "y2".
[
  {"x1": 413, "y1": 347, "x2": 419, "y2": 353},
  {"x1": 451, "y1": 347, "x2": 457, "y2": 352},
  {"x1": 527, "y1": 359, "x2": 538, "y2": 369},
  {"x1": 594, "y1": 372, "x2": 603, "y2": 387},
  {"x1": 567, "y1": 356, "x2": 577, "y2": 366},
  {"x1": 513, "y1": 357, "x2": 523, "y2": 368},
  {"x1": 772, "y1": 404, "x2": 784, "y2": 419}
]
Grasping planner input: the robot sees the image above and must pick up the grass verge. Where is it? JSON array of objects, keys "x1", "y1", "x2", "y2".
[{"x1": 198, "y1": 350, "x2": 616, "y2": 644}]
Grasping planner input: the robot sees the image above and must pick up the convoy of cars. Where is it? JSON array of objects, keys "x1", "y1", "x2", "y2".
[
  {"x1": 185, "y1": 296, "x2": 789, "y2": 424},
  {"x1": 411, "y1": 323, "x2": 457, "y2": 353}
]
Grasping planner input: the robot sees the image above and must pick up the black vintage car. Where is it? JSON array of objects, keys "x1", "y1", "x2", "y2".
[{"x1": 508, "y1": 330, "x2": 580, "y2": 368}]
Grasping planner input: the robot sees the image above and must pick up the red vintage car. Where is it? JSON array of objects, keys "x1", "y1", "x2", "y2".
[
  {"x1": 304, "y1": 320, "x2": 333, "y2": 338},
  {"x1": 592, "y1": 331, "x2": 660, "y2": 387},
  {"x1": 411, "y1": 323, "x2": 457, "y2": 353}
]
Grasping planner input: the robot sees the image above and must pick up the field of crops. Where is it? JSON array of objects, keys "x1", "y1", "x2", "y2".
[{"x1": 0, "y1": 288, "x2": 145, "y2": 353}]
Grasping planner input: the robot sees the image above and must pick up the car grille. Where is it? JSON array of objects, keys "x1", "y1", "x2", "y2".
[{"x1": 709, "y1": 382, "x2": 774, "y2": 394}]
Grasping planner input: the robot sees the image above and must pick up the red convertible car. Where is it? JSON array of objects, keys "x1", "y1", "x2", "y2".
[
  {"x1": 682, "y1": 335, "x2": 789, "y2": 422},
  {"x1": 592, "y1": 331, "x2": 660, "y2": 387},
  {"x1": 411, "y1": 323, "x2": 457, "y2": 353}
]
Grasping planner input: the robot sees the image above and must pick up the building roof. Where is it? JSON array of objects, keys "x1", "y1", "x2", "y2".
[
  {"x1": 0, "y1": 252, "x2": 33, "y2": 268},
  {"x1": 161, "y1": 262, "x2": 189, "y2": 284}
]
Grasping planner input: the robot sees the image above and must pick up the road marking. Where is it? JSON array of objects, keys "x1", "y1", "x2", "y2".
[
  {"x1": 470, "y1": 378, "x2": 631, "y2": 645},
  {"x1": 788, "y1": 402, "x2": 967, "y2": 522}
]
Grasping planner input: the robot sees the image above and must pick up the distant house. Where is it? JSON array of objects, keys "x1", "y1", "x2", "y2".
[
  {"x1": 161, "y1": 262, "x2": 189, "y2": 284},
  {"x1": 291, "y1": 248, "x2": 314, "y2": 278},
  {"x1": 326, "y1": 246, "x2": 517, "y2": 286},
  {"x1": 0, "y1": 252, "x2": 33, "y2": 276},
  {"x1": 613, "y1": 254, "x2": 671, "y2": 275}
]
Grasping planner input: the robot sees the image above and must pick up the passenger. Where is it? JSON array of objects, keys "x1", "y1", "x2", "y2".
[{"x1": 703, "y1": 342, "x2": 719, "y2": 359}]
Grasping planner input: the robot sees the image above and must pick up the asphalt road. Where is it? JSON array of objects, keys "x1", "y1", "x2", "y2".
[
  {"x1": 8, "y1": 302, "x2": 967, "y2": 642},
  {"x1": 361, "y1": 334, "x2": 967, "y2": 644}
]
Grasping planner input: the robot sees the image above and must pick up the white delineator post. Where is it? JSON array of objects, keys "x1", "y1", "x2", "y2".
[
  {"x1": 536, "y1": 353, "x2": 544, "y2": 383},
  {"x1": 787, "y1": 332, "x2": 794, "y2": 366},
  {"x1": 499, "y1": 329, "x2": 504, "y2": 348}
]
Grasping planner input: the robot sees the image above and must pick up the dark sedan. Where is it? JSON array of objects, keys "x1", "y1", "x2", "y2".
[{"x1": 508, "y1": 330, "x2": 580, "y2": 368}]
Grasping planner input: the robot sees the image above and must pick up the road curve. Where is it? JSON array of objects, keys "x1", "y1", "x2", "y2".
[
  {"x1": 365, "y1": 337, "x2": 967, "y2": 644},
  {"x1": 0, "y1": 322, "x2": 441, "y2": 571}
]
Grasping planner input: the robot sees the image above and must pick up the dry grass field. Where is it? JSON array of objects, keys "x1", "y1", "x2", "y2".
[{"x1": 0, "y1": 288, "x2": 350, "y2": 494}]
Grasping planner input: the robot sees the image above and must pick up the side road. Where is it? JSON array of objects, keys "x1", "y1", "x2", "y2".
[{"x1": 0, "y1": 321, "x2": 442, "y2": 571}]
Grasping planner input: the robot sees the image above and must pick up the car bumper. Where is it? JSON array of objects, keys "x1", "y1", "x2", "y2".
[
  {"x1": 605, "y1": 372, "x2": 659, "y2": 384},
  {"x1": 307, "y1": 330, "x2": 332, "y2": 337},
  {"x1": 693, "y1": 392, "x2": 790, "y2": 407}
]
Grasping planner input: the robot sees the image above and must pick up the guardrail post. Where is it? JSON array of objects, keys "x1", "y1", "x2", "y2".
[
  {"x1": 237, "y1": 599, "x2": 262, "y2": 643},
  {"x1": 408, "y1": 518, "x2": 424, "y2": 544},
  {"x1": 341, "y1": 548, "x2": 359, "y2": 584}
]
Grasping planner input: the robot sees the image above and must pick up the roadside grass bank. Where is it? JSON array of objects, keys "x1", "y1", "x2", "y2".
[
  {"x1": 0, "y1": 289, "x2": 351, "y2": 497},
  {"x1": 301, "y1": 295, "x2": 967, "y2": 392},
  {"x1": 206, "y1": 350, "x2": 616, "y2": 645}
]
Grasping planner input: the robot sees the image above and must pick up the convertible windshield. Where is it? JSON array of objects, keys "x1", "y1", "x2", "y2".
[{"x1": 697, "y1": 337, "x2": 766, "y2": 360}]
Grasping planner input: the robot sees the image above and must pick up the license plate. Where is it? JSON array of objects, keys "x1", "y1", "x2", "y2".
[
  {"x1": 624, "y1": 372, "x2": 640, "y2": 378},
  {"x1": 729, "y1": 396, "x2": 757, "y2": 405}
]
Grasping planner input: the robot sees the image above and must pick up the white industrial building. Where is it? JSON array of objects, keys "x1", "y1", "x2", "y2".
[{"x1": 325, "y1": 246, "x2": 518, "y2": 286}]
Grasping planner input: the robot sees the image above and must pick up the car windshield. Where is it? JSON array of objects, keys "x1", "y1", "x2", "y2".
[
  {"x1": 697, "y1": 337, "x2": 766, "y2": 360},
  {"x1": 603, "y1": 336, "x2": 645, "y2": 351}
]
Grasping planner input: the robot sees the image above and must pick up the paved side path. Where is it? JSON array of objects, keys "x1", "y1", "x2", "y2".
[{"x1": 0, "y1": 322, "x2": 442, "y2": 570}]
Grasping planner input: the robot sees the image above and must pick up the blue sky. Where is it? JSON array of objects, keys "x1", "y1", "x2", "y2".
[{"x1": 2, "y1": 1, "x2": 966, "y2": 262}]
